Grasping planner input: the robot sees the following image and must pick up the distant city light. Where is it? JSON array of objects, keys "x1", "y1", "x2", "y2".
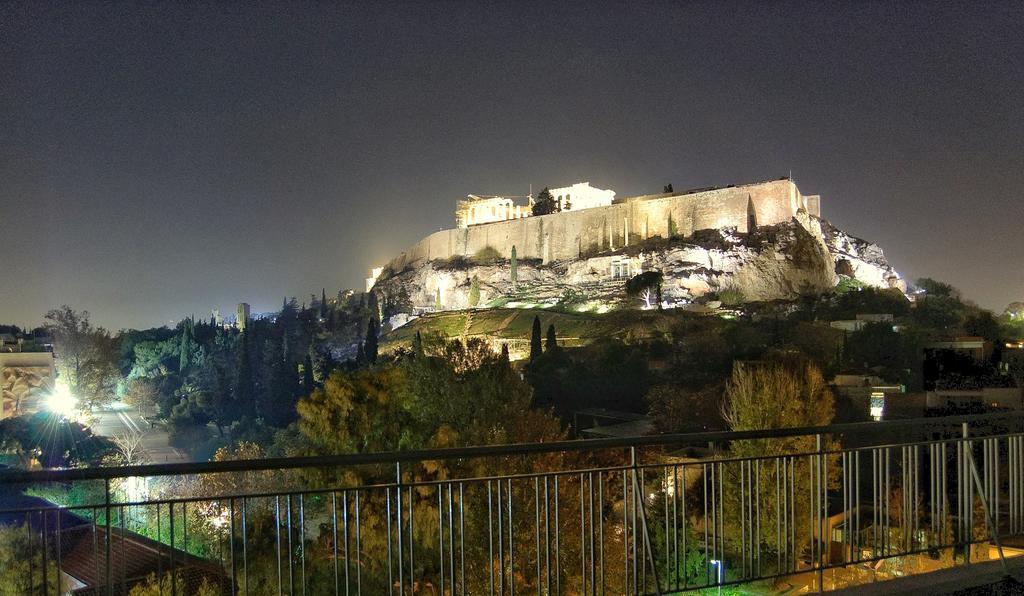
[{"x1": 46, "y1": 380, "x2": 77, "y2": 419}]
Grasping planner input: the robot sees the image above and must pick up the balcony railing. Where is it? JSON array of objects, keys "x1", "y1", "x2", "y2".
[{"x1": 2, "y1": 412, "x2": 1024, "y2": 594}]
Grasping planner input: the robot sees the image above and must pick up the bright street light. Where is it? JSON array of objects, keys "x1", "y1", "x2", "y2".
[{"x1": 45, "y1": 380, "x2": 77, "y2": 419}]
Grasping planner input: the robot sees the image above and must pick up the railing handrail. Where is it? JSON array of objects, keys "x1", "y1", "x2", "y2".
[{"x1": 2, "y1": 410, "x2": 1021, "y2": 484}]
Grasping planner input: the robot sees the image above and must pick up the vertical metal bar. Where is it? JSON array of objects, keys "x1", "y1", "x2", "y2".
[
  {"x1": 169, "y1": 501, "x2": 178, "y2": 596},
  {"x1": 488, "y1": 481, "x2": 494, "y2": 596},
  {"x1": 287, "y1": 495, "x2": 294, "y2": 595},
  {"x1": 395, "y1": 463, "x2": 403, "y2": 596},
  {"x1": 632, "y1": 457, "x2": 638, "y2": 593},
  {"x1": 545, "y1": 476, "x2": 551, "y2": 596},
  {"x1": 356, "y1": 491, "x2": 362, "y2": 594},
  {"x1": 407, "y1": 486, "x2": 414, "y2": 595},
  {"x1": 332, "y1": 492, "x2": 339, "y2": 596},
  {"x1": 718, "y1": 460, "x2": 724, "y2": 587},
  {"x1": 534, "y1": 477, "x2": 541, "y2": 596},
  {"x1": 743, "y1": 460, "x2": 749, "y2": 578},
  {"x1": 276, "y1": 496, "x2": 283, "y2": 596},
  {"x1": 776, "y1": 458, "x2": 782, "y2": 573},
  {"x1": 300, "y1": 494, "x2": 307, "y2": 596},
  {"x1": 756, "y1": 458, "x2": 762, "y2": 577},
  {"x1": 26, "y1": 512, "x2": 33, "y2": 595},
  {"x1": 599, "y1": 470, "x2": 605, "y2": 596},
  {"x1": 55, "y1": 508, "x2": 62, "y2": 593},
  {"x1": 448, "y1": 484, "x2": 455, "y2": 596},
  {"x1": 181, "y1": 501, "x2": 189, "y2": 591},
  {"x1": 702, "y1": 463, "x2": 708, "y2": 586},
  {"x1": 242, "y1": 497, "x2": 249, "y2": 596},
  {"x1": 664, "y1": 467, "x2": 670, "y2": 587},
  {"x1": 508, "y1": 477, "x2": 515, "y2": 596},
  {"x1": 589, "y1": 472, "x2": 595, "y2": 595},
  {"x1": 626, "y1": 469, "x2": 632, "y2": 592},
  {"x1": 460, "y1": 483, "x2": 466, "y2": 595},
  {"x1": 439, "y1": 486, "x2": 445, "y2": 594},
  {"x1": 554, "y1": 475, "x2": 560, "y2": 596},
  {"x1": 343, "y1": 491, "x2": 350, "y2": 596},
  {"x1": 581, "y1": 473, "x2": 586, "y2": 595},
  {"x1": 230, "y1": 498, "x2": 237, "y2": 590},
  {"x1": 42, "y1": 507, "x2": 49, "y2": 596},
  {"x1": 386, "y1": 487, "x2": 394, "y2": 594},
  {"x1": 673, "y1": 465, "x2": 680, "y2": 592},
  {"x1": 154, "y1": 504, "x2": 161, "y2": 592},
  {"x1": 105, "y1": 479, "x2": 112, "y2": 596},
  {"x1": 498, "y1": 479, "x2": 505, "y2": 595},
  {"x1": 640, "y1": 466, "x2": 646, "y2": 593}
]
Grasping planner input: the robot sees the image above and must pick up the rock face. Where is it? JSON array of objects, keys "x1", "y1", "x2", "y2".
[
  {"x1": 820, "y1": 219, "x2": 905, "y2": 293},
  {"x1": 373, "y1": 214, "x2": 903, "y2": 313}
]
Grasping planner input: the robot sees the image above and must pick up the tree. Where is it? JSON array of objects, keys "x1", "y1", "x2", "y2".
[
  {"x1": 916, "y1": 277, "x2": 960, "y2": 299},
  {"x1": 303, "y1": 353, "x2": 315, "y2": 390},
  {"x1": 297, "y1": 366, "x2": 411, "y2": 454},
  {"x1": 0, "y1": 524, "x2": 58, "y2": 593},
  {"x1": 178, "y1": 316, "x2": 193, "y2": 372},
  {"x1": 319, "y1": 288, "x2": 328, "y2": 321},
  {"x1": 124, "y1": 378, "x2": 158, "y2": 415},
  {"x1": 532, "y1": 187, "x2": 556, "y2": 216},
  {"x1": 412, "y1": 331, "x2": 424, "y2": 358},
  {"x1": 663, "y1": 183, "x2": 673, "y2": 193},
  {"x1": 722, "y1": 358, "x2": 834, "y2": 432},
  {"x1": 364, "y1": 317, "x2": 379, "y2": 364},
  {"x1": 111, "y1": 430, "x2": 148, "y2": 466},
  {"x1": 468, "y1": 275, "x2": 481, "y2": 307},
  {"x1": 545, "y1": 323, "x2": 557, "y2": 352},
  {"x1": 510, "y1": 245, "x2": 518, "y2": 287},
  {"x1": 720, "y1": 357, "x2": 836, "y2": 549},
  {"x1": 234, "y1": 330, "x2": 256, "y2": 418},
  {"x1": 44, "y1": 306, "x2": 120, "y2": 410},
  {"x1": 625, "y1": 271, "x2": 664, "y2": 309},
  {"x1": 645, "y1": 383, "x2": 726, "y2": 433},
  {"x1": 529, "y1": 316, "x2": 543, "y2": 362},
  {"x1": 964, "y1": 310, "x2": 1001, "y2": 342}
]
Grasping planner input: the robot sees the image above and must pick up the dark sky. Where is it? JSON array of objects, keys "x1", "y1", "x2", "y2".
[{"x1": 3, "y1": 2, "x2": 1022, "y2": 330}]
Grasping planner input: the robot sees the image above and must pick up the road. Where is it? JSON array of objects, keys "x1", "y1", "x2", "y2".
[{"x1": 89, "y1": 406, "x2": 189, "y2": 464}]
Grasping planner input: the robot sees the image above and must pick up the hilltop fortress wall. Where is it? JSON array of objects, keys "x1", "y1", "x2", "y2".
[{"x1": 384, "y1": 179, "x2": 820, "y2": 272}]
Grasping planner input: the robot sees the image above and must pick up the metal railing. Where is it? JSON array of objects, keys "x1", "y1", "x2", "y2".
[{"x1": 2, "y1": 412, "x2": 1024, "y2": 594}]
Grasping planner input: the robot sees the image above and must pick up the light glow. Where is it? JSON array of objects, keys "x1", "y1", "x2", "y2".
[{"x1": 46, "y1": 381, "x2": 77, "y2": 419}]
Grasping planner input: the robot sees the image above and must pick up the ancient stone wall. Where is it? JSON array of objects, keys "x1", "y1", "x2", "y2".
[{"x1": 384, "y1": 179, "x2": 816, "y2": 273}]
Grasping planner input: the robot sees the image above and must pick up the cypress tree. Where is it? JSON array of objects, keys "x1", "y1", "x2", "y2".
[
  {"x1": 529, "y1": 316, "x2": 542, "y2": 362},
  {"x1": 304, "y1": 353, "x2": 315, "y2": 390},
  {"x1": 500, "y1": 342, "x2": 510, "y2": 364},
  {"x1": 412, "y1": 330, "x2": 424, "y2": 357},
  {"x1": 546, "y1": 323, "x2": 557, "y2": 352},
  {"x1": 367, "y1": 291, "x2": 380, "y2": 324},
  {"x1": 468, "y1": 275, "x2": 481, "y2": 307},
  {"x1": 510, "y1": 245, "x2": 518, "y2": 288},
  {"x1": 365, "y1": 317, "x2": 379, "y2": 364},
  {"x1": 179, "y1": 317, "x2": 193, "y2": 372},
  {"x1": 319, "y1": 288, "x2": 328, "y2": 320},
  {"x1": 235, "y1": 329, "x2": 256, "y2": 418}
]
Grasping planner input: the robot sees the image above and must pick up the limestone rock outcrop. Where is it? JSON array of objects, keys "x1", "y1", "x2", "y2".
[{"x1": 372, "y1": 214, "x2": 902, "y2": 315}]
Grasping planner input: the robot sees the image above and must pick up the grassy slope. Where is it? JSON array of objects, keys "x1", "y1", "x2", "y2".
[{"x1": 382, "y1": 307, "x2": 689, "y2": 349}]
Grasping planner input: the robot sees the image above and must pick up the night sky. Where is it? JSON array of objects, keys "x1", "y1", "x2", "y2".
[{"x1": 3, "y1": 2, "x2": 1022, "y2": 330}]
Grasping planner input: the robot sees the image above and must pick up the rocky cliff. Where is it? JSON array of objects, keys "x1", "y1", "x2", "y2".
[{"x1": 372, "y1": 213, "x2": 903, "y2": 314}]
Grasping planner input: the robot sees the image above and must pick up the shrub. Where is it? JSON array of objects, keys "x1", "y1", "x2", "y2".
[
  {"x1": 473, "y1": 246, "x2": 502, "y2": 265},
  {"x1": 718, "y1": 288, "x2": 745, "y2": 306}
]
